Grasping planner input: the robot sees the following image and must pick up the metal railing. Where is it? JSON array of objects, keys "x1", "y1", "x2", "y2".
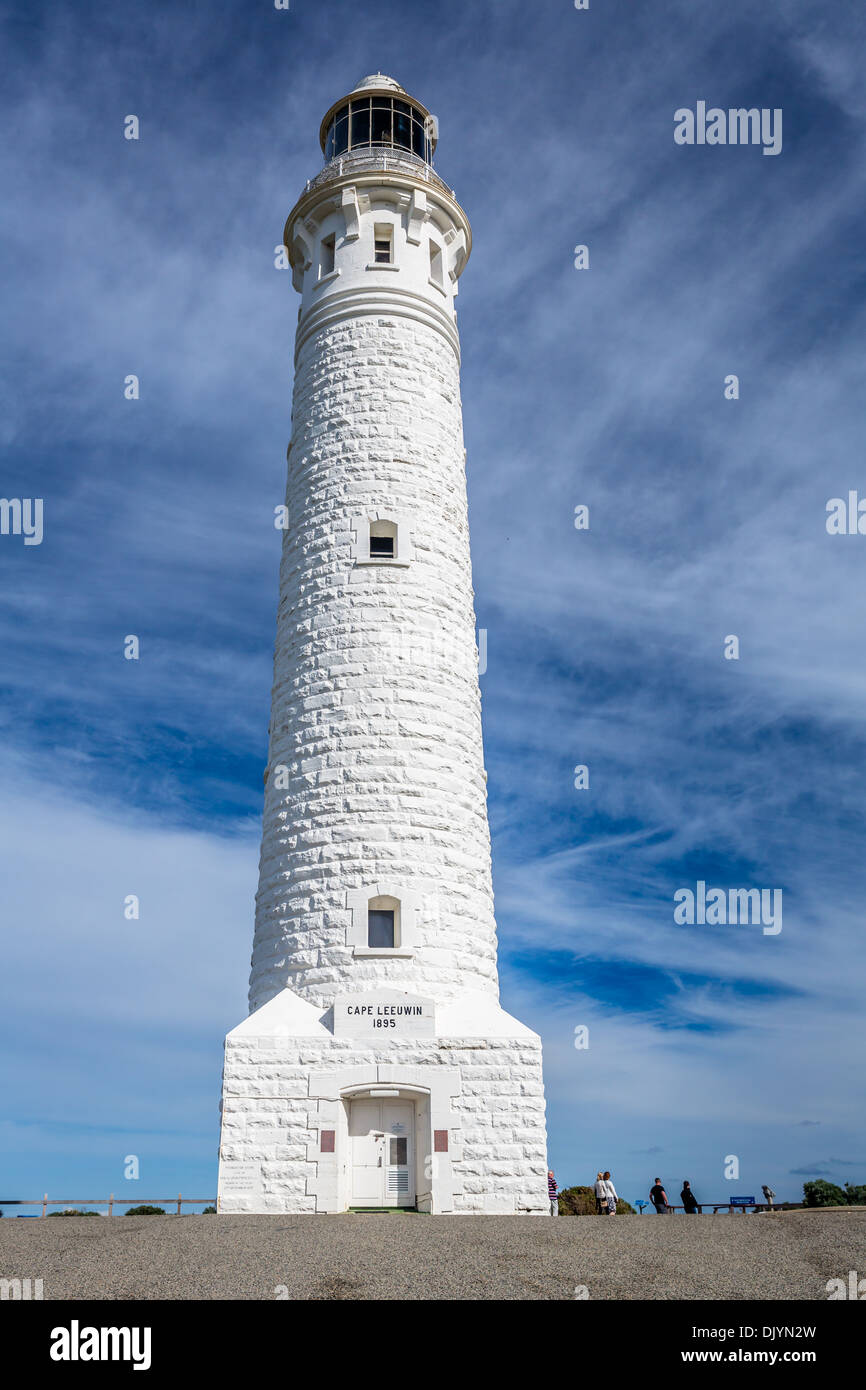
[
  {"x1": 0, "y1": 1194, "x2": 215, "y2": 1216},
  {"x1": 304, "y1": 148, "x2": 453, "y2": 198}
]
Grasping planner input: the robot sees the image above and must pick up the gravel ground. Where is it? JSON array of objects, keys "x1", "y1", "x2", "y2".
[{"x1": 1, "y1": 1209, "x2": 864, "y2": 1300}]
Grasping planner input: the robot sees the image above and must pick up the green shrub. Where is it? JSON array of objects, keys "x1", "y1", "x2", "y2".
[
  {"x1": 803, "y1": 1180, "x2": 847, "y2": 1208},
  {"x1": 557, "y1": 1185, "x2": 634, "y2": 1215},
  {"x1": 557, "y1": 1185, "x2": 596, "y2": 1215},
  {"x1": 124, "y1": 1205, "x2": 165, "y2": 1216},
  {"x1": 844, "y1": 1184, "x2": 866, "y2": 1205},
  {"x1": 47, "y1": 1209, "x2": 99, "y2": 1217},
  {"x1": 202, "y1": 1206, "x2": 217, "y2": 1214}
]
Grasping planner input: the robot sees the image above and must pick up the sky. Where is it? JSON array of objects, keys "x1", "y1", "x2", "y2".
[{"x1": 1, "y1": 0, "x2": 865, "y2": 1214}]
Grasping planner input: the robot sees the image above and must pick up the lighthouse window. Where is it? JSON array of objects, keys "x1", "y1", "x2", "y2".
[
  {"x1": 374, "y1": 225, "x2": 393, "y2": 264},
  {"x1": 369, "y1": 519, "x2": 398, "y2": 558},
  {"x1": 320, "y1": 234, "x2": 335, "y2": 278},
  {"x1": 348, "y1": 888, "x2": 415, "y2": 955},
  {"x1": 429, "y1": 240, "x2": 444, "y2": 287},
  {"x1": 368, "y1": 908, "x2": 395, "y2": 949}
]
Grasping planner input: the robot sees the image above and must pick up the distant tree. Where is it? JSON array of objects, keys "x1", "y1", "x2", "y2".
[
  {"x1": 202, "y1": 1206, "x2": 217, "y2": 1214},
  {"x1": 802, "y1": 1180, "x2": 847, "y2": 1208},
  {"x1": 125, "y1": 1205, "x2": 165, "y2": 1216},
  {"x1": 844, "y1": 1183, "x2": 866, "y2": 1205},
  {"x1": 47, "y1": 1209, "x2": 99, "y2": 1217},
  {"x1": 557, "y1": 1185, "x2": 634, "y2": 1215}
]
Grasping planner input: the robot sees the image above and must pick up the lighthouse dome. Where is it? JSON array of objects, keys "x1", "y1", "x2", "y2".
[{"x1": 351, "y1": 73, "x2": 406, "y2": 94}]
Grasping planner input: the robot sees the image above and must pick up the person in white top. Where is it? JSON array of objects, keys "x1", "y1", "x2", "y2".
[
  {"x1": 594, "y1": 1172, "x2": 607, "y2": 1215},
  {"x1": 602, "y1": 1170, "x2": 618, "y2": 1216}
]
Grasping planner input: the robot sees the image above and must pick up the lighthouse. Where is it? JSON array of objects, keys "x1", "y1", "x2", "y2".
[{"x1": 217, "y1": 75, "x2": 549, "y2": 1214}]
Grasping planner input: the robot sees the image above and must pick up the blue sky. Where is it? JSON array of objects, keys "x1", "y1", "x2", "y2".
[{"x1": 2, "y1": 0, "x2": 865, "y2": 1212}]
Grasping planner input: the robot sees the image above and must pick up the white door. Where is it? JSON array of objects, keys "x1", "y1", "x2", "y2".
[
  {"x1": 348, "y1": 1100, "x2": 383, "y2": 1207},
  {"x1": 349, "y1": 1099, "x2": 414, "y2": 1207}
]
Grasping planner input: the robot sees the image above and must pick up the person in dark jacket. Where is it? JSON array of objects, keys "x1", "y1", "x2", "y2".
[{"x1": 681, "y1": 1180, "x2": 700, "y2": 1213}]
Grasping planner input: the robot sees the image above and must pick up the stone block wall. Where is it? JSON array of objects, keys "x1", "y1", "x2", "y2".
[
  {"x1": 250, "y1": 313, "x2": 500, "y2": 1013},
  {"x1": 218, "y1": 1030, "x2": 549, "y2": 1215}
]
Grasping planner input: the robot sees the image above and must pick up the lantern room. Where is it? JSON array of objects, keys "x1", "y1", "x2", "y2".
[{"x1": 319, "y1": 73, "x2": 439, "y2": 165}]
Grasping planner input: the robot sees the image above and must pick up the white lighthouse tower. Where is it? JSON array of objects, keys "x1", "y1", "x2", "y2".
[{"x1": 217, "y1": 75, "x2": 549, "y2": 1214}]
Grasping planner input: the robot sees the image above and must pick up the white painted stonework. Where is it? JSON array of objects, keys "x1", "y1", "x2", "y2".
[{"x1": 218, "y1": 75, "x2": 549, "y2": 1214}]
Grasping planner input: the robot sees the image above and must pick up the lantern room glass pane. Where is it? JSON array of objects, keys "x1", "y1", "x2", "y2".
[
  {"x1": 411, "y1": 116, "x2": 426, "y2": 157},
  {"x1": 334, "y1": 105, "x2": 349, "y2": 155},
  {"x1": 350, "y1": 99, "x2": 370, "y2": 148},
  {"x1": 324, "y1": 122, "x2": 335, "y2": 161},
  {"x1": 371, "y1": 101, "x2": 392, "y2": 146},
  {"x1": 393, "y1": 108, "x2": 412, "y2": 151}
]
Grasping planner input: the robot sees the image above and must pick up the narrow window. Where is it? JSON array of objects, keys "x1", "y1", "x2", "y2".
[
  {"x1": 368, "y1": 908, "x2": 395, "y2": 949},
  {"x1": 374, "y1": 224, "x2": 393, "y2": 264},
  {"x1": 429, "y1": 239, "x2": 443, "y2": 287},
  {"x1": 320, "y1": 233, "x2": 335, "y2": 278},
  {"x1": 367, "y1": 894, "x2": 401, "y2": 949},
  {"x1": 369, "y1": 519, "x2": 397, "y2": 559}
]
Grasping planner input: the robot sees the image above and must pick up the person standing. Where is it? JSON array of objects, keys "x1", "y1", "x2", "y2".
[
  {"x1": 548, "y1": 1170, "x2": 558, "y2": 1216},
  {"x1": 594, "y1": 1171, "x2": 607, "y2": 1215},
  {"x1": 650, "y1": 1178, "x2": 670, "y2": 1214},
  {"x1": 681, "y1": 1180, "x2": 699, "y2": 1213},
  {"x1": 603, "y1": 1170, "x2": 618, "y2": 1216},
  {"x1": 762, "y1": 1184, "x2": 776, "y2": 1212}
]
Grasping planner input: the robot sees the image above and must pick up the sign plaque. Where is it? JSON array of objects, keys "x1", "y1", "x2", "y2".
[{"x1": 333, "y1": 989, "x2": 436, "y2": 1037}]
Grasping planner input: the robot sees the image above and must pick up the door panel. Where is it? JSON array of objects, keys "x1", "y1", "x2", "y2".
[
  {"x1": 349, "y1": 1099, "x2": 415, "y2": 1207},
  {"x1": 349, "y1": 1101, "x2": 383, "y2": 1206},
  {"x1": 383, "y1": 1102, "x2": 414, "y2": 1207}
]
